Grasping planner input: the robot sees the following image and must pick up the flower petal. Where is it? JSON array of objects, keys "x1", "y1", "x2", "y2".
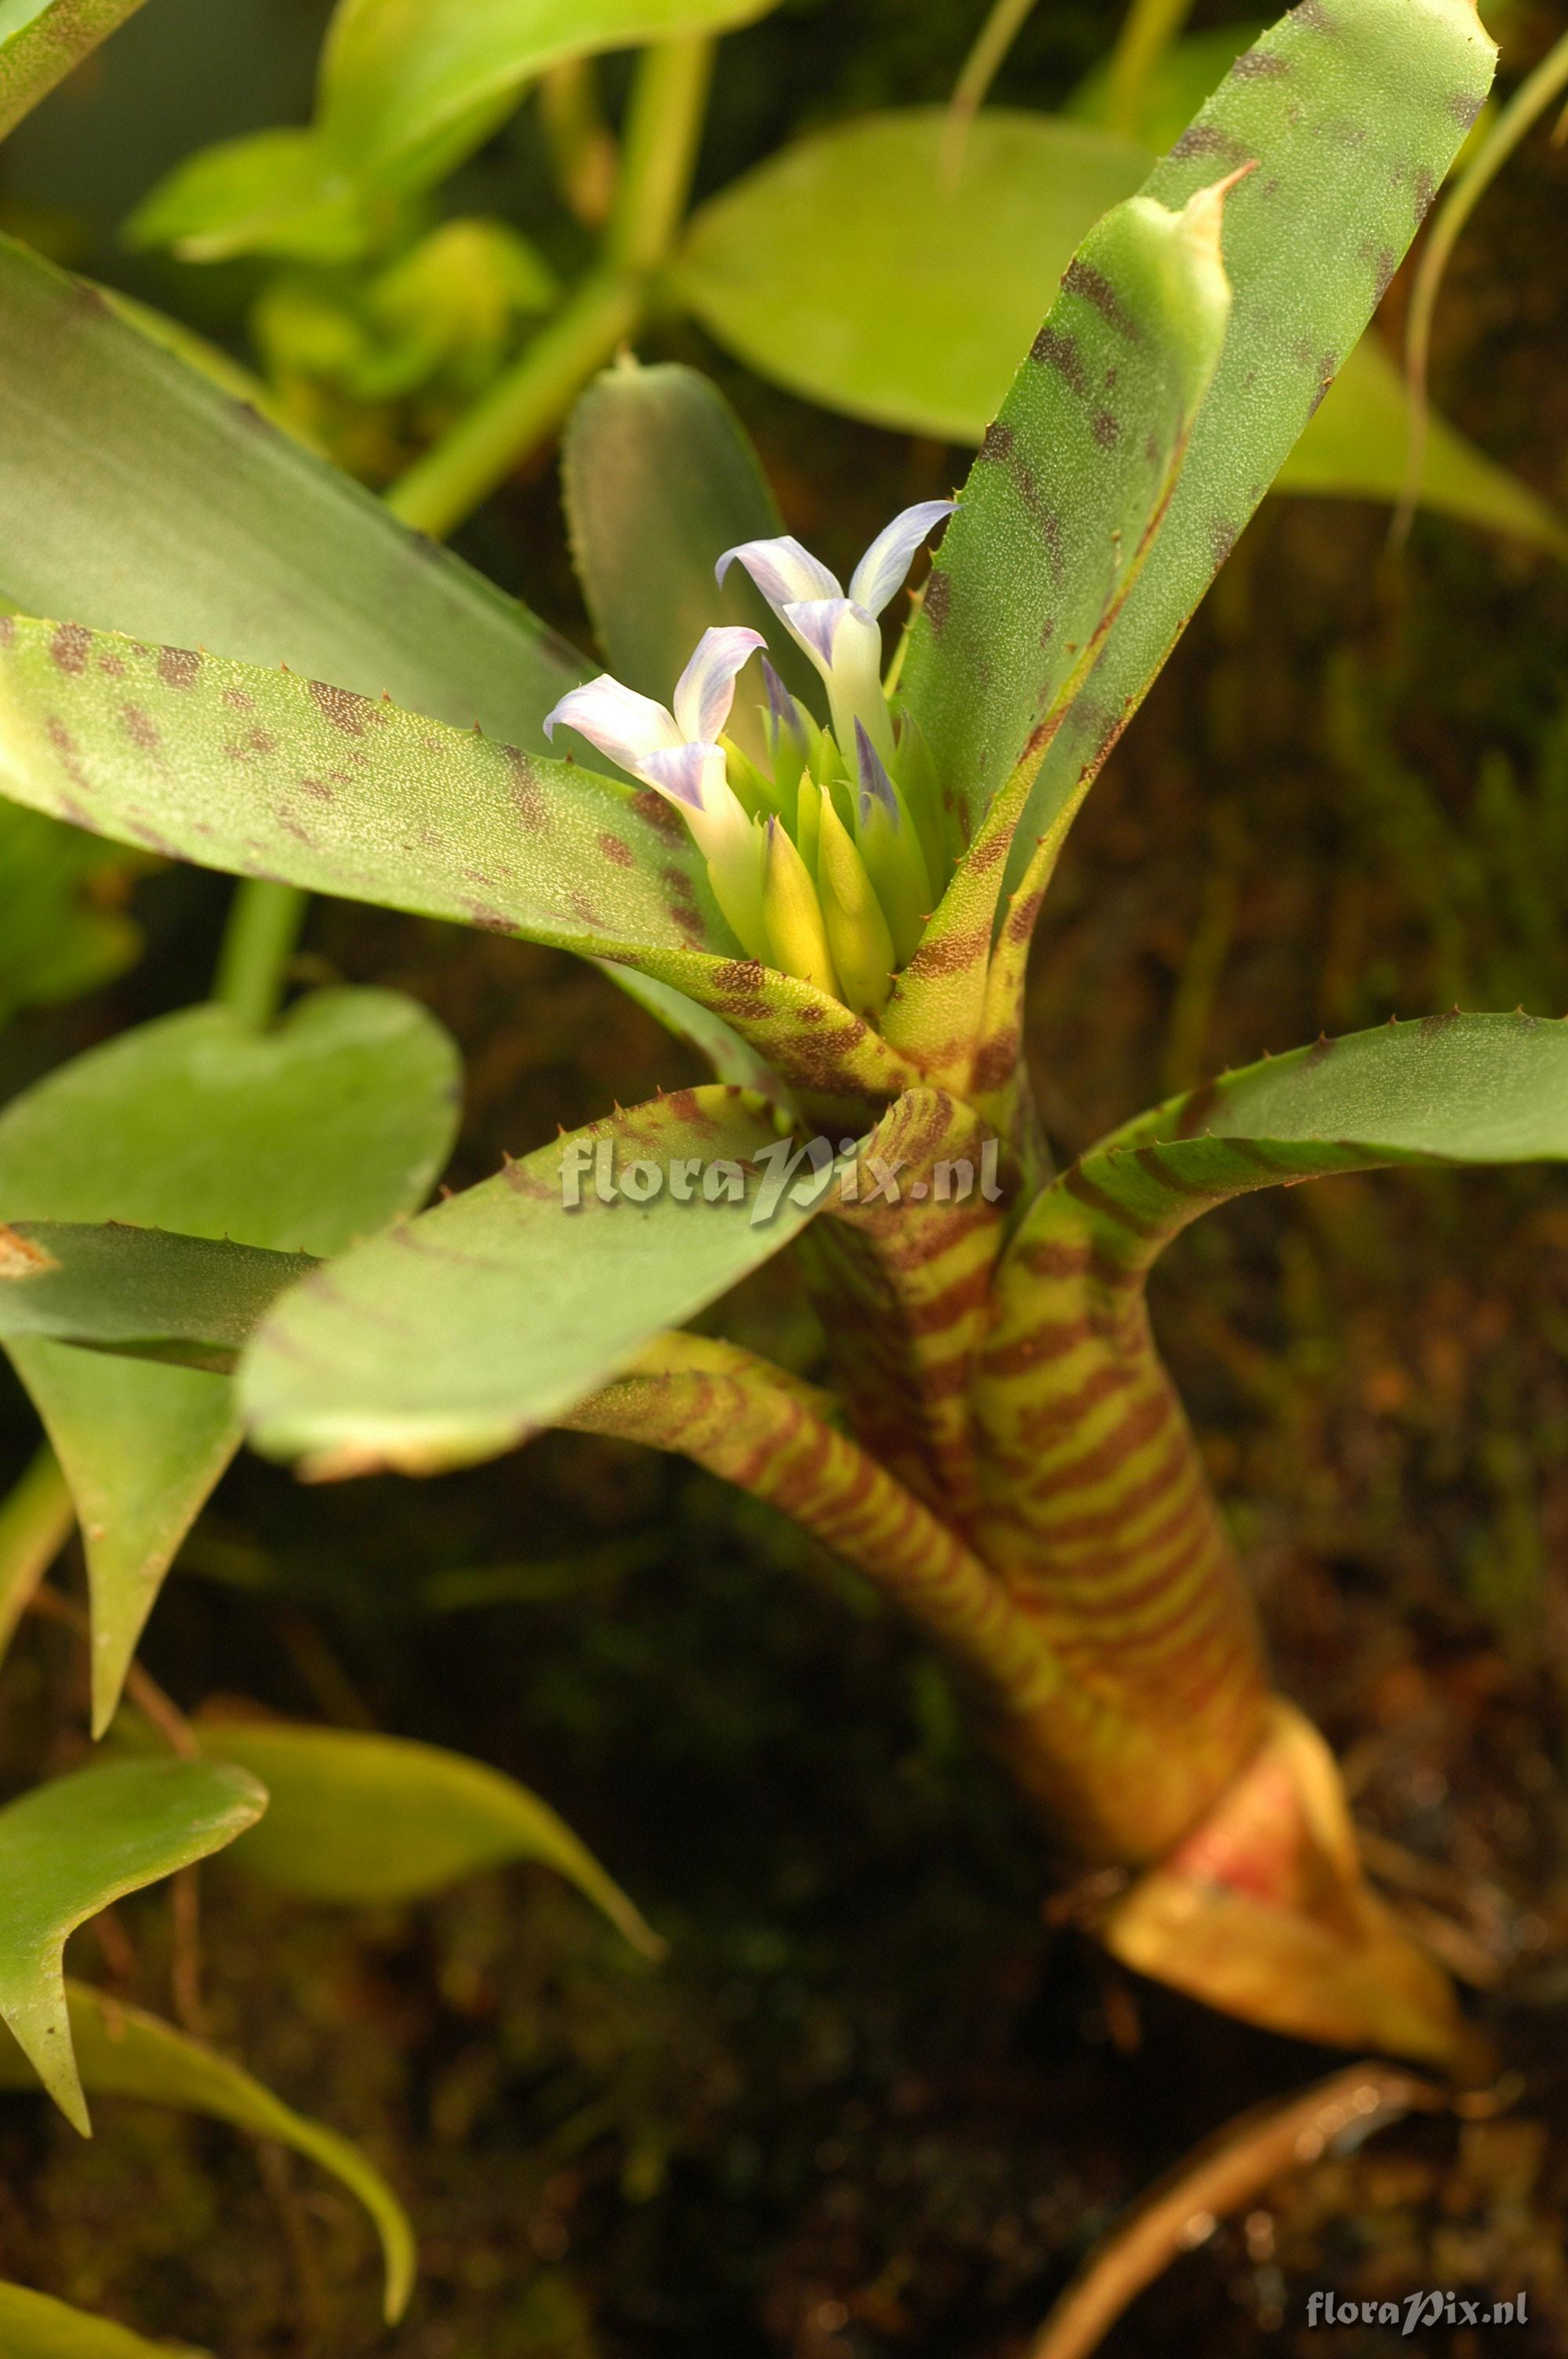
[
  {"x1": 716, "y1": 533, "x2": 841, "y2": 612},
  {"x1": 854, "y1": 718, "x2": 901, "y2": 828},
  {"x1": 781, "y1": 596, "x2": 873, "y2": 674},
  {"x1": 671, "y1": 626, "x2": 767, "y2": 745},
  {"x1": 543, "y1": 676, "x2": 681, "y2": 779},
  {"x1": 848, "y1": 499, "x2": 957, "y2": 618},
  {"x1": 640, "y1": 740, "x2": 728, "y2": 815}
]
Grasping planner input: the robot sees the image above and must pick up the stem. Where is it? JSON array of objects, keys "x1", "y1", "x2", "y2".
[
  {"x1": 384, "y1": 271, "x2": 642, "y2": 540},
  {"x1": 213, "y1": 878, "x2": 308, "y2": 1030},
  {"x1": 385, "y1": 35, "x2": 717, "y2": 538},
  {"x1": 1396, "y1": 26, "x2": 1568, "y2": 547},
  {"x1": 539, "y1": 56, "x2": 619, "y2": 229},
  {"x1": 942, "y1": 0, "x2": 1040, "y2": 180},
  {"x1": 0, "y1": 1444, "x2": 74, "y2": 1664},
  {"x1": 1105, "y1": 0, "x2": 1195, "y2": 140}
]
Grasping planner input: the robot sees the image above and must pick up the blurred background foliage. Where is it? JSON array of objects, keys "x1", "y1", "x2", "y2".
[{"x1": 4, "y1": 2, "x2": 1568, "y2": 2354}]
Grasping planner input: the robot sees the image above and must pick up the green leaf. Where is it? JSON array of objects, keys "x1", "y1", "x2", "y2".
[
  {"x1": 675, "y1": 83, "x2": 1558, "y2": 572},
  {"x1": 124, "y1": 128, "x2": 386, "y2": 266},
  {"x1": 0, "y1": 615, "x2": 922, "y2": 1109},
  {"x1": 0, "y1": 1, "x2": 145, "y2": 141},
  {"x1": 0, "y1": 1982, "x2": 416, "y2": 2322},
  {"x1": 238, "y1": 1085, "x2": 826, "y2": 1476},
  {"x1": 1003, "y1": 1011, "x2": 1568, "y2": 1302},
  {"x1": 319, "y1": 0, "x2": 779, "y2": 182},
  {"x1": 0, "y1": 990, "x2": 460, "y2": 1734},
  {"x1": 898, "y1": 166, "x2": 1237, "y2": 840},
  {"x1": 561, "y1": 358, "x2": 816, "y2": 765},
  {"x1": 1283, "y1": 333, "x2": 1568, "y2": 559},
  {"x1": 191, "y1": 1715, "x2": 663, "y2": 1954},
  {"x1": 674, "y1": 110, "x2": 1152, "y2": 445},
  {"x1": 0, "y1": 1222, "x2": 314, "y2": 1370},
  {"x1": 989, "y1": 0, "x2": 1501, "y2": 880},
  {"x1": 1068, "y1": 24, "x2": 1265, "y2": 154},
  {"x1": 0, "y1": 801, "x2": 140, "y2": 1027},
  {"x1": 0, "y1": 2281, "x2": 207, "y2": 2359},
  {"x1": 0, "y1": 1759, "x2": 264, "y2": 2134},
  {"x1": 0, "y1": 613, "x2": 718, "y2": 955},
  {"x1": 0, "y1": 234, "x2": 590, "y2": 754}
]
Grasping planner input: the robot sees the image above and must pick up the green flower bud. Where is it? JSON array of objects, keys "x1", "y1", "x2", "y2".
[
  {"x1": 761, "y1": 816, "x2": 838, "y2": 999},
  {"x1": 815, "y1": 790, "x2": 895, "y2": 1018}
]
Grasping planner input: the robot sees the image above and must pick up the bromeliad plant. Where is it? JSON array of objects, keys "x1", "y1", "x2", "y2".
[{"x1": 0, "y1": 0, "x2": 1562, "y2": 2335}]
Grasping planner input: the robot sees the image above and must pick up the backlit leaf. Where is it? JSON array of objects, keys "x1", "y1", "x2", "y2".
[
  {"x1": 238, "y1": 1086, "x2": 827, "y2": 1476},
  {"x1": 0, "y1": 1760, "x2": 264, "y2": 2134},
  {"x1": 0, "y1": 990, "x2": 460, "y2": 1733},
  {"x1": 0, "y1": 2280, "x2": 208, "y2": 2358},
  {"x1": 320, "y1": 0, "x2": 780, "y2": 181},
  {"x1": 0, "y1": 1982, "x2": 415, "y2": 2321},
  {"x1": 123, "y1": 127, "x2": 386, "y2": 266},
  {"x1": 193, "y1": 1716, "x2": 662, "y2": 1954}
]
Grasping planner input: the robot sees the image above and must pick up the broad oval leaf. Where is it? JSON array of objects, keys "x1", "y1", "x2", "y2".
[
  {"x1": 0, "y1": 1222, "x2": 314, "y2": 1370},
  {"x1": 192, "y1": 1716, "x2": 662, "y2": 1954},
  {"x1": 561, "y1": 358, "x2": 817, "y2": 764},
  {"x1": 675, "y1": 110, "x2": 1152, "y2": 445},
  {"x1": 675, "y1": 93, "x2": 1558, "y2": 567},
  {"x1": 0, "y1": 1760, "x2": 264, "y2": 2135},
  {"x1": 320, "y1": 0, "x2": 779, "y2": 181},
  {"x1": 0, "y1": 234, "x2": 590, "y2": 753},
  {"x1": 238, "y1": 1085, "x2": 826, "y2": 1476},
  {"x1": 123, "y1": 127, "x2": 385, "y2": 266},
  {"x1": 0, "y1": 989, "x2": 461, "y2": 1733},
  {"x1": 0, "y1": 2, "x2": 144, "y2": 141},
  {"x1": 0, "y1": 2281, "x2": 207, "y2": 2359},
  {"x1": 0, "y1": 1982, "x2": 415, "y2": 2323}
]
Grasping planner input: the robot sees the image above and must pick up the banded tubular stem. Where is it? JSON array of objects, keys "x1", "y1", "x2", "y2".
[
  {"x1": 564, "y1": 1332, "x2": 1051, "y2": 1707},
  {"x1": 971, "y1": 1184, "x2": 1270, "y2": 1859},
  {"x1": 800, "y1": 1091, "x2": 1007, "y2": 1533}
]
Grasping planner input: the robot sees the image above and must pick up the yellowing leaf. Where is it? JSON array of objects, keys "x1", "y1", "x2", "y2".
[{"x1": 0, "y1": 1982, "x2": 415, "y2": 2322}]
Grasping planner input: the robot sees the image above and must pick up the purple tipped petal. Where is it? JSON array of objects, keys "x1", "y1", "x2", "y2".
[
  {"x1": 671, "y1": 626, "x2": 767, "y2": 745},
  {"x1": 848, "y1": 499, "x2": 957, "y2": 617},
  {"x1": 761, "y1": 657, "x2": 797, "y2": 740},
  {"x1": 641, "y1": 740, "x2": 728, "y2": 816},
  {"x1": 782, "y1": 596, "x2": 867, "y2": 672},
  {"x1": 855, "y1": 719, "x2": 901, "y2": 827},
  {"x1": 542, "y1": 675, "x2": 681, "y2": 779},
  {"x1": 716, "y1": 533, "x2": 841, "y2": 613}
]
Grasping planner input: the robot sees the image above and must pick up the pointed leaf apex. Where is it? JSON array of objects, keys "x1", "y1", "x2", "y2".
[{"x1": 1181, "y1": 159, "x2": 1258, "y2": 264}]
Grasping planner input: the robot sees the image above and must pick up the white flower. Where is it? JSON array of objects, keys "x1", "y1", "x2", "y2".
[
  {"x1": 716, "y1": 501, "x2": 955, "y2": 765},
  {"x1": 544, "y1": 627, "x2": 768, "y2": 956}
]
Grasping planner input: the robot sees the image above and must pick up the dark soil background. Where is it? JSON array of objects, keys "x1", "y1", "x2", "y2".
[{"x1": 3, "y1": 3, "x2": 1568, "y2": 2354}]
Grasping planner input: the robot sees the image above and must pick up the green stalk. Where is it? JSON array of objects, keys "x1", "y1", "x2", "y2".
[
  {"x1": 386, "y1": 35, "x2": 717, "y2": 540},
  {"x1": 0, "y1": 1444, "x2": 74, "y2": 1665},
  {"x1": 1105, "y1": 0, "x2": 1196, "y2": 139},
  {"x1": 213, "y1": 878, "x2": 308, "y2": 1031},
  {"x1": 1397, "y1": 25, "x2": 1568, "y2": 544}
]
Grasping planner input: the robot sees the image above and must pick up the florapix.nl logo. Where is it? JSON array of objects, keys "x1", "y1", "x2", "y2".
[{"x1": 560, "y1": 1132, "x2": 1004, "y2": 1227}]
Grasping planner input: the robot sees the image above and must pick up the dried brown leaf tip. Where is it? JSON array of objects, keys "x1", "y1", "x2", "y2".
[{"x1": 0, "y1": 1223, "x2": 59, "y2": 1279}]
